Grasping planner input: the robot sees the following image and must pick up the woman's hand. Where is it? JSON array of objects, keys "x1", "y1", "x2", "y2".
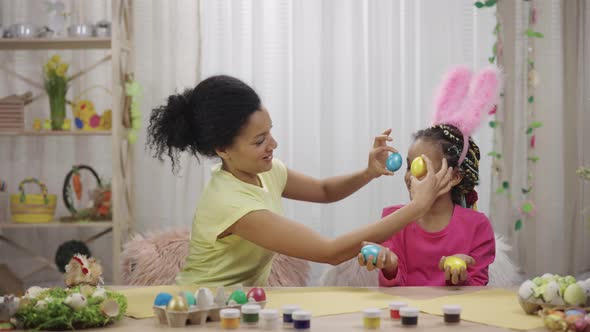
[{"x1": 365, "y1": 129, "x2": 398, "y2": 179}]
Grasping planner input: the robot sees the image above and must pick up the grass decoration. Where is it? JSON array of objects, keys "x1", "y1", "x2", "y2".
[{"x1": 14, "y1": 286, "x2": 126, "y2": 331}]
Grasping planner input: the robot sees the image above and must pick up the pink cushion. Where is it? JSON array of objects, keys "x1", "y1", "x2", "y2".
[{"x1": 121, "y1": 229, "x2": 309, "y2": 286}]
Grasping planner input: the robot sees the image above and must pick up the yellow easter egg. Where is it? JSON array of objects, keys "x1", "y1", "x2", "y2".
[
  {"x1": 33, "y1": 119, "x2": 42, "y2": 131},
  {"x1": 444, "y1": 257, "x2": 467, "y2": 271},
  {"x1": 166, "y1": 295, "x2": 188, "y2": 312},
  {"x1": 411, "y1": 156, "x2": 427, "y2": 178}
]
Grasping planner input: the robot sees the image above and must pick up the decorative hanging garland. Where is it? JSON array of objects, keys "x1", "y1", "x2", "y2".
[{"x1": 477, "y1": 0, "x2": 544, "y2": 231}]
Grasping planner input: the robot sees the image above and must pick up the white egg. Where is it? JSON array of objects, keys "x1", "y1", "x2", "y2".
[
  {"x1": 64, "y1": 293, "x2": 87, "y2": 311},
  {"x1": 214, "y1": 287, "x2": 226, "y2": 306},
  {"x1": 518, "y1": 280, "x2": 535, "y2": 300},
  {"x1": 24, "y1": 286, "x2": 45, "y2": 299},
  {"x1": 195, "y1": 288, "x2": 214, "y2": 307}
]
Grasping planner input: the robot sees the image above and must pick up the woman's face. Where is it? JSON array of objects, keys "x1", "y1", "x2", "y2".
[
  {"x1": 404, "y1": 138, "x2": 445, "y2": 199},
  {"x1": 221, "y1": 107, "x2": 278, "y2": 175}
]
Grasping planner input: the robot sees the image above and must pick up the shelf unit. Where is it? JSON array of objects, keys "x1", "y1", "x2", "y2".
[
  {"x1": 0, "y1": 38, "x2": 111, "y2": 50},
  {"x1": 0, "y1": 0, "x2": 135, "y2": 284},
  {"x1": 0, "y1": 130, "x2": 111, "y2": 136}
]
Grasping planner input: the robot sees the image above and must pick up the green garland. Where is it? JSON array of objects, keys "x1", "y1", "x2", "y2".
[
  {"x1": 14, "y1": 286, "x2": 127, "y2": 331},
  {"x1": 479, "y1": 0, "x2": 545, "y2": 231},
  {"x1": 125, "y1": 77, "x2": 142, "y2": 144}
]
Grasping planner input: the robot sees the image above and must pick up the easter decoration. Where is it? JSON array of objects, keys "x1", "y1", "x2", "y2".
[
  {"x1": 8, "y1": 254, "x2": 126, "y2": 330},
  {"x1": 518, "y1": 273, "x2": 590, "y2": 332},
  {"x1": 0, "y1": 295, "x2": 19, "y2": 331},
  {"x1": 153, "y1": 285, "x2": 267, "y2": 327},
  {"x1": 443, "y1": 256, "x2": 467, "y2": 272},
  {"x1": 410, "y1": 156, "x2": 427, "y2": 178},
  {"x1": 10, "y1": 178, "x2": 57, "y2": 223},
  {"x1": 61, "y1": 165, "x2": 111, "y2": 222},
  {"x1": 43, "y1": 55, "x2": 70, "y2": 130},
  {"x1": 360, "y1": 244, "x2": 382, "y2": 265},
  {"x1": 386, "y1": 153, "x2": 403, "y2": 172},
  {"x1": 124, "y1": 75, "x2": 142, "y2": 144},
  {"x1": 69, "y1": 86, "x2": 112, "y2": 131},
  {"x1": 55, "y1": 240, "x2": 92, "y2": 273}
]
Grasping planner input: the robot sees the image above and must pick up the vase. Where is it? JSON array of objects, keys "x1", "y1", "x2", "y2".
[{"x1": 49, "y1": 93, "x2": 66, "y2": 130}]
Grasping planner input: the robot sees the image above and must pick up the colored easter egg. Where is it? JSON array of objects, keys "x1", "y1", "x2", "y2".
[
  {"x1": 227, "y1": 290, "x2": 248, "y2": 305},
  {"x1": 386, "y1": 153, "x2": 403, "y2": 172},
  {"x1": 360, "y1": 244, "x2": 381, "y2": 265},
  {"x1": 247, "y1": 287, "x2": 266, "y2": 302},
  {"x1": 183, "y1": 291, "x2": 196, "y2": 306},
  {"x1": 167, "y1": 295, "x2": 188, "y2": 312},
  {"x1": 411, "y1": 156, "x2": 427, "y2": 178},
  {"x1": 154, "y1": 292, "x2": 173, "y2": 306},
  {"x1": 443, "y1": 257, "x2": 467, "y2": 271}
]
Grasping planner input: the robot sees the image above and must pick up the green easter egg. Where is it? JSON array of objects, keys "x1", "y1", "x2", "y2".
[{"x1": 227, "y1": 290, "x2": 248, "y2": 305}]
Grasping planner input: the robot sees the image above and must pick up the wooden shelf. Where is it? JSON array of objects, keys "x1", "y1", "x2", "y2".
[
  {"x1": 0, "y1": 38, "x2": 111, "y2": 50},
  {"x1": 0, "y1": 130, "x2": 111, "y2": 136},
  {"x1": 0, "y1": 221, "x2": 113, "y2": 229}
]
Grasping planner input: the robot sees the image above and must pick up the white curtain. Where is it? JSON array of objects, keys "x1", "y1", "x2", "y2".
[
  {"x1": 492, "y1": 0, "x2": 590, "y2": 277},
  {"x1": 1, "y1": 0, "x2": 497, "y2": 286},
  {"x1": 198, "y1": 0, "x2": 496, "y2": 283}
]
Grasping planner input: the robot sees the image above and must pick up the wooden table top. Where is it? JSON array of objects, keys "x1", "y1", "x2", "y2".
[{"x1": 90, "y1": 286, "x2": 546, "y2": 332}]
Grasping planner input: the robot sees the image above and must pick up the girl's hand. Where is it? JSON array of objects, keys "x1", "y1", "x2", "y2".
[
  {"x1": 357, "y1": 241, "x2": 398, "y2": 273},
  {"x1": 366, "y1": 129, "x2": 398, "y2": 179},
  {"x1": 409, "y1": 155, "x2": 454, "y2": 211},
  {"x1": 438, "y1": 254, "x2": 476, "y2": 285}
]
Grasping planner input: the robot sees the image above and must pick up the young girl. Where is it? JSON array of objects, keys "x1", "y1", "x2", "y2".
[
  {"x1": 147, "y1": 75, "x2": 454, "y2": 286},
  {"x1": 358, "y1": 66, "x2": 500, "y2": 286}
]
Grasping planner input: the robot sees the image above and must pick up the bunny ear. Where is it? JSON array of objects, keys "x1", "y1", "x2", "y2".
[
  {"x1": 452, "y1": 66, "x2": 501, "y2": 137},
  {"x1": 432, "y1": 65, "x2": 473, "y2": 126}
]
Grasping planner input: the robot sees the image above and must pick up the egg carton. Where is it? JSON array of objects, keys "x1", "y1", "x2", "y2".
[
  {"x1": 154, "y1": 301, "x2": 267, "y2": 327},
  {"x1": 153, "y1": 286, "x2": 268, "y2": 327}
]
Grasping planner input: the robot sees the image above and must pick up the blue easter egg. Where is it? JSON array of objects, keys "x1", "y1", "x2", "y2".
[
  {"x1": 154, "y1": 292, "x2": 173, "y2": 306},
  {"x1": 360, "y1": 244, "x2": 381, "y2": 264},
  {"x1": 386, "y1": 153, "x2": 403, "y2": 172},
  {"x1": 75, "y1": 118, "x2": 84, "y2": 129},
  {"x1": 183, "y1": 291, "x2": 196, "y2": 306}
]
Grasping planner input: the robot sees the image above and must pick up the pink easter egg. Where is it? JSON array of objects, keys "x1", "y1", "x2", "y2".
[{"x1": 89, "y1": 114, "x2": 101, "y2": 128}]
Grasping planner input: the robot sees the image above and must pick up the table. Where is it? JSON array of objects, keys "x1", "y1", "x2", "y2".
[{"x1": 88, "y1": 287, "x2": 548, "y2": 331}]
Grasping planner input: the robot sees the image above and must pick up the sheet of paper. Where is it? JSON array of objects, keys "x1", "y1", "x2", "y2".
[
  {"x1": 118, "y1": 286, "x2": 405, "y2": 319},
  {"x1": 410, "y1": 289, "x2": 544, "y2": 331},
  {"x1": 263, "y1": 287, "x2": 407, "y2": 316}
]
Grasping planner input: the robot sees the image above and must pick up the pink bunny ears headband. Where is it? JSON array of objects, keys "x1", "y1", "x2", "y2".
[{"x1": 431, "y1": 65, "x2": 502, "y2": 165}]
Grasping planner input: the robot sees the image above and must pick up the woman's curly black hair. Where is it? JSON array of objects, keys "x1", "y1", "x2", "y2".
[
  {"x1": 147, "y1": 75, "x2": 261, "y2": 172},
  {"x1": 413, "y1": 124, "x2": 481, "y2": 208}
]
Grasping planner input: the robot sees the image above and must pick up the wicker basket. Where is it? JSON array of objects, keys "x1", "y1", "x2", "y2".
[{"x1": 10, "y1": 178, "x2": 57, "y2": 223}]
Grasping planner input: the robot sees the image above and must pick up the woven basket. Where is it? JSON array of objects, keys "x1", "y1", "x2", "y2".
[{"x1": 10, "y1": 178, "x2": 57, "y2": 223}]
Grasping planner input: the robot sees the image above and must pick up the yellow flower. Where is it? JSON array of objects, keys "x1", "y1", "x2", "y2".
[
  {"x1": 50, "y1": 55, "x2": 61, "y2": 65},
  {"x1": 56, "y1": 63, "x2": 69, "y2": 77},
  {"x1": 47, "y1": 61, "x2": 57, "y2": 71}
]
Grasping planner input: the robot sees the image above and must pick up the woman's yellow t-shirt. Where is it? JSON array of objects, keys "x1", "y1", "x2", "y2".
[{"x1": 176, "y1": 159, "x2": 288, "y2": 286}]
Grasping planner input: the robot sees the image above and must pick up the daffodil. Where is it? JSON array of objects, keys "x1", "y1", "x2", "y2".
[
  {"x1": 56, "y1": 63, "x2": 68, "y2": 77},
  {"x1": 50, "y1": 55, "x2": 61, "y2": 64}
]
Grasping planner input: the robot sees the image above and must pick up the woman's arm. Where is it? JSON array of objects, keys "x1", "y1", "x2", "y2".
[
  {"x1": 230, "y1": 202, "x2": 423, "y2": 265},
  {"x1": 282, "y1": 129, "x2": 396, "y2": 203},
  {"x1": 230, "y1": 156, "x2": 454, "y2": 265}
]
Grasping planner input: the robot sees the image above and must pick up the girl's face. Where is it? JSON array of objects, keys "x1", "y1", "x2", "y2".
[
  {"x1": 404, "y1": 138, "x2": 446, "y2": 199},
  {"x1": 219, "y1": 107, "x2": 278, "y2": 176}
]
